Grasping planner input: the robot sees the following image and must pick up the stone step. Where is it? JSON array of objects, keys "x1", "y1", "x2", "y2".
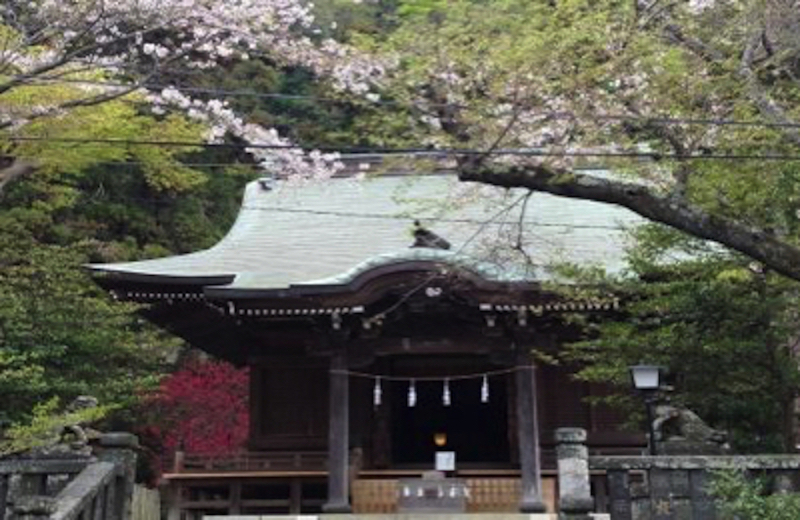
[{"x1": 205, "y1": 514, "x2": 611, "y2": 520}]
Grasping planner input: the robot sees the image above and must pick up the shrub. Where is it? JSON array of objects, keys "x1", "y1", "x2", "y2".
[{"x1": 710, "y1": 468, "x2": 800, "y2": 520}]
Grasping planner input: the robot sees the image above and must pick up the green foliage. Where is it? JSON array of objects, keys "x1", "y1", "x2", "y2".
[
  {"x1": 181, "y1": 58, "x2": 393, "y2": 149},
  {"x1": 314, "y1": 0, "x2": 400, "y2": 39},
  {"x1": 0, "y1": 5, "x2": 395, "y2": 434},
  {"x1": 5, "y1": 97, "x2": 207, "y2": 198},
  {"x1": 372, "y1": 0, "x2": 800, "y2": 230},
  {"x1": 710, "y1": 469, "x2": 800, "y2": 520},
  {"x1": 396, "y1": 0, "x2": 448, "y2": 18},
  {"x1": 0, "y1": 149, "x2": 252, "y2": 428},
  {"x1": 0, "y1": 74, "x2": 256, "y2": 426},
  {"x1": 0, "y1": 398, "x2": 110, "y2": 456},
  {"x1": 563, "y1": 225, "x2": 800, "y2": 452},
  {"x1": 0, "y1": 226, "x2": 175, "y2": 425}
]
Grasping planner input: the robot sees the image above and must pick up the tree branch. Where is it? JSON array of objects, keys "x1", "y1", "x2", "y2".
[
  {"x1": 0, "y1": 82, "x2": 144, "y2": 130},
  {"x1": 662, "y1": 23, "x2": 726, "y2": 62},
  {"x1": 458, "y1": 161, "x2": 800, "y2": 282},
  {"x1": 0, "y1": 160, "x2": 36, "y2": 197},
  {"x1": 738, "y1": 29, "x2": 800, "y2": 147}
]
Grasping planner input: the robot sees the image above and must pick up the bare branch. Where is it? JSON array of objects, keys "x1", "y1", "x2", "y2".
[
  {"x1": 662, "y1": 23, "x2": 726, "y2": 62},
  {"x1": 0, "y1": 159, "x2": 35, "y2": 197},
  {"x1": 0, "y1": 22, "x2": 168, "y2": 96},
  {"x1": 0, "y1": 81, "x2": 144, "y2": 130},
  {"x1": 458, "y1": 161, "x2": 800, "y2": 282},
  {"x1": 739, "y1": 29, "x2": 800, "y2": 147}
]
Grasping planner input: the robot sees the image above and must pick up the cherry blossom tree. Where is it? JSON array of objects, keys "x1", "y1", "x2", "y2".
[
  {"x1": 376, "y1": 0, "x2": 800, "y2": 281},
  {"x1": 6, "y1": 0, "x2": 800, "y2": 283},
  {"x1": 0, "y1": 0, "x2": 384, "y2": 194}
]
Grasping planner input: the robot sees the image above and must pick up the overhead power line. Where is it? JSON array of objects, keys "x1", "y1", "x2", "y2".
[
  {"x1": 9, "y1": 135, "x2": 800, "y2": 161},
  {"x1": 65, "y1": 186, "x2": 629, "y2": 231},
  {"x1": 2, "y1": 157, "x2": 269, "y2": 169},
  {"x1": 238, "y1": 205, "x2": 627, "y2": 230},
  {"x1": 16, "y1": 75, "x2": 800, "y2": 131}
]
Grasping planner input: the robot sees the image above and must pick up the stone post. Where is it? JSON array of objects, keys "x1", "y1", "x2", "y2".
[
  {"x1": 12, "y1": 495, "x2": 57, "y2": 520},
  {"x1": 555, "y1": 428, "x2": 594, "y2": 520},
  {"x1": 96, "y1": 432, "x2": 139, "y2": 520}
]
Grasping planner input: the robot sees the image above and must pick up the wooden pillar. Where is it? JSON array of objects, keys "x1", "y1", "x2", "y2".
[
  {"x1": 165, "y1": 483, "x2": 182, "y2": 520},
  {"x1": 289, "y1": 479, "x2": 302, "y2": 514},
  {"x1": 228, "y1": 482, "x2": 241, "y2": 515},
  {"x1": 323, "y1": 351, "x2": 352, "y2": 513},
  {"x1": 516, "y1": 350, "x2": 546, "y2": 513}
]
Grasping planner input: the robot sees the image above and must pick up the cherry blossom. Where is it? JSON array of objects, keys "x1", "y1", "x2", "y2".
[{"x1": 1, "y1": 0, "x2": 383, "y2": 180}]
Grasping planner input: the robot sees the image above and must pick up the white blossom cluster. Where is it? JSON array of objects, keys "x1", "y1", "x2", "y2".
[
  {"x1": 3, "y1": 0, "x2": 383, "y2": 178},
  {"x1": 23, "y1": 0, "x2": 384, "y2": 90},
  {"x1": 150, "y1": 87, "x2": 344, "y2": 181},
  {"x1": 687, "y1": 0, "x2": 717, "y2": 14}
]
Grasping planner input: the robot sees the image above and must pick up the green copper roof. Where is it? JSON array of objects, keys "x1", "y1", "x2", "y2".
[{"x1": 88, "y1": 174, "x2": 642, "y2": 291}]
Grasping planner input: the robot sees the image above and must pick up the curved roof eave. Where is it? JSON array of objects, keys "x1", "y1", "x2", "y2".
[
  {"x1": 86, "y1": 266, "x2": 235, "y2": 287},
  {"x1": 203, "y1": 248, "x2": 538, "y2": 299}
]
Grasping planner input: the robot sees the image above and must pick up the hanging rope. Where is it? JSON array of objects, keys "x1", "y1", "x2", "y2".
[
  {"x1": 330, "y1": 365, "x2": 532, "y2": 382},
  {"x1": 332, "y1": 366, "x2": 536, "y2": 407}
]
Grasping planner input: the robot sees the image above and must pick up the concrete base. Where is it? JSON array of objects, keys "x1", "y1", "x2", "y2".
[{"x1": 518, "y1": 500, "x2": 548, "y2": 514}]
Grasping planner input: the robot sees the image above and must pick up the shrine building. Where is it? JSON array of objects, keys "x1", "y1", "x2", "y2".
[{"x1": 88, "y1": 173, "x2": 645, "y2": 518}]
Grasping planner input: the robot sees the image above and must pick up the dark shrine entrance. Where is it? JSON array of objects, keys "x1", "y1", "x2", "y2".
[{"x1": 387, "y1": 355, "x2": 510, "y2": 467}]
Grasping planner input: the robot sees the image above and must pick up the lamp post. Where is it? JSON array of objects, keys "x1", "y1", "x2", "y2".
[{"x1": 629, "y1": 364, "x2": 663, "y2": 456}]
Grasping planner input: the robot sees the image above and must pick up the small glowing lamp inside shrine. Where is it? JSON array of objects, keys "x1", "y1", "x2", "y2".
[{"x1": 433, "y1": 432, "x2": 448, "y2": 447}]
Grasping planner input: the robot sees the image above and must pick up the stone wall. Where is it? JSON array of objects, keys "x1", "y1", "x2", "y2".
[
  {"x1": 588, "y1": 454, "x2": 800, "y2": 520},
  {"x1": 552, "y1": 429, "x2": 800, "y2": 520}
]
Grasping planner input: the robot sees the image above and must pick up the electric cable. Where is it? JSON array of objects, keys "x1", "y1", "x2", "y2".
[{"x1": 7, "y1": 135, "x2": 800, "y2": 161}]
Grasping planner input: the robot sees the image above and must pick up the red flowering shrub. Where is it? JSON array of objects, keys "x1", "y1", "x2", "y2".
[{"x1": 141, "y1": 360, "x2": 249, "y2": 462}]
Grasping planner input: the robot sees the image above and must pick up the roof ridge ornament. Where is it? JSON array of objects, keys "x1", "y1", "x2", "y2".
[
  {"x1": 411, "y1": 220, "x2": 451, "y2": 250},
  {"x1": 257, "y1": 176, "x2": 275, "y2": 191}
]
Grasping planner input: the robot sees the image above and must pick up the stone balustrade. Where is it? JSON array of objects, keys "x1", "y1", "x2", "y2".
[
  {"x1": 1, "y1": 433, "x2": 138, "y2": 520},
  {"x1": 552, "y1": 428, "x2": 800, "y2": 520}
]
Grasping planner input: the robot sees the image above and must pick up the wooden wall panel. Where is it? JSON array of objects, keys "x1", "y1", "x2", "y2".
[
  {"x1": 250, "y1": 357, "x2": 328, "y2": 449},
  {"x1": 538, "y1": 364, "x2": 591, "y2": 438}
]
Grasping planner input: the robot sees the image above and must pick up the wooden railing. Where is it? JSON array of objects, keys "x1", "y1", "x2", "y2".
[
  {"x1": 1, "y1": 433, "x2": 139, "y2": 520},
  {"x1": 174, "y1": 451, "x2": 327, "y2": 473}
]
